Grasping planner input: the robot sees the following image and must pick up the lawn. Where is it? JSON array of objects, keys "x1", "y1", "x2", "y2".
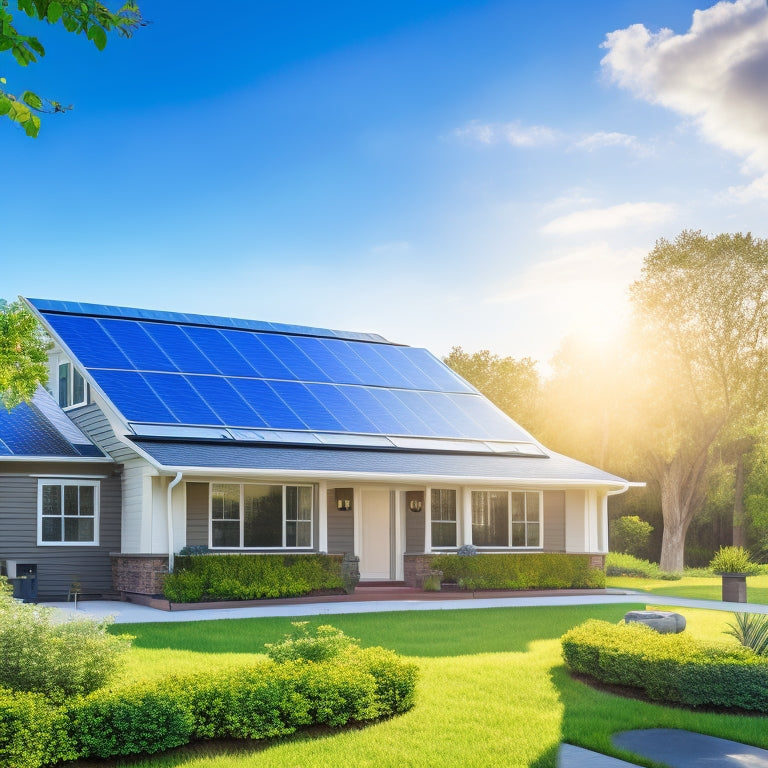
[
  {"x1": 606, "y1": 573, "x2": 768, "y2": 604},
  {"x1": 84, "y1": 603, "x2": 768, "y2": 768}
]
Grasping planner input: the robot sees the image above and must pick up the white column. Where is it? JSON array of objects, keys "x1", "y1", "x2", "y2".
[
  {"x1": 318, "y1": 480, "x2": 328, "y2": 552},
  {"x1": 424, "y1": 487, "x2": 432, "y2": 553},
  {"x1": 462, "y1": 487, "x2": 473, "y2": 546}
]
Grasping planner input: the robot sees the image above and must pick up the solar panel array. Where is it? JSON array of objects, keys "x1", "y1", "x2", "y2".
[{"x1": 29, "y1": 299, "x2": 536, "y2": 445}]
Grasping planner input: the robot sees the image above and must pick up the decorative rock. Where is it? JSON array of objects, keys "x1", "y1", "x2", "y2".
[{"x1": 624, "y1": 610, "x2": 686, "y2": 634}]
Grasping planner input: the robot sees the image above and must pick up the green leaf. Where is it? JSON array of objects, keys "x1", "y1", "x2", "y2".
[
  {"x1": 27, "y1": 37, "x2": 45, "y2": 56},
  {"x1": 47, "y1": 2, "x2": 63, "y2": 23},
  {"x1": 0, "y1": 96, "x2": 12, "y2": 116},
  {"x1": 0, "y1": 77, "x2": 5, "y2": 84},
  {"x1": 87, "y1": 25, "x2": 107, "y2": 51},
  {"x1": 63, "y1": 16, "x2": 77, "y2": 32},
  {"x1": 21, "y1": 90, "x2": 42, "y2": 110},
  {"x1": 24, "y1": 113, "x2": 40, "y2": 137}
]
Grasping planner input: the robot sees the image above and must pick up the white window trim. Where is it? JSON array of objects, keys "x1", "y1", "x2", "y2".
[
  {"x1": 37, "y1": 478, "x2": 100, "y2": 546},
  {"x1": 58, "y1": 361, "x2": 88, "y2": 410},
  {"x1": 470, "y1": 489, "x2": 544, "y2": 550},
  {"x1": 430, "y1": 487, "x2": 459, "y2": 550},
  {"x1": 209, "y1": 482, "x2": 314, "y2": 550}
]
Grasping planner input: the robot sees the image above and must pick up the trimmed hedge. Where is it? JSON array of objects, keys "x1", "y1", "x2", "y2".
[
  {"x1": 163, "y1": 554, "x2": 344, "y2": 602},
  {"x1": 0, "y1": 646, "x2": 418, "y2": 767},
  {"x1": 561, "y1": 619, "x2": 768, "y2": 712},
  {"x1": 431, "y1": 553, "x2": 605, "y2": 590}
]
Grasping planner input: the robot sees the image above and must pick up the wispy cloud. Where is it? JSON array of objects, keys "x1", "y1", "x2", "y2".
[
  {"x1": 574, "y1": 131, "x2": 651, "y2": 155},
  {"x1": 540, "y1": 201, "x2": 676, "y2": 236},
  {"x1": 452, "y1": 119, "x2": 560, "y2": 147},
  {"x1": 601, "y1": 0, "x2": 768, "y2": 198}
]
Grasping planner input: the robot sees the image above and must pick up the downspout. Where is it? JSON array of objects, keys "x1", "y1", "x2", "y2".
[{"x1": 167, "y1": 472, "x2": 183, "y2": 574}]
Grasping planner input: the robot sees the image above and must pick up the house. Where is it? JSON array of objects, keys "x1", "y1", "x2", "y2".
[{"x1": 6, "y1": 297, "x2": 629, "y2": 599}]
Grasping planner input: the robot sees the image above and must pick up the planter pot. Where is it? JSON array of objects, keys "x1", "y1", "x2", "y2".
[{"x1": 719, "y1": 573, "x2": 748, "y2": 603}]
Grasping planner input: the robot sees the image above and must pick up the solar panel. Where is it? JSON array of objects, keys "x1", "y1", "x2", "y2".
[{"x1": 27, "y1": 298, "x2": 542, "y2": 450}]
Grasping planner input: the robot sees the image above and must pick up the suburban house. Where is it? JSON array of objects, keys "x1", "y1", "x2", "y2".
[{"x1": 1, "y1": 297, "x2": 629, "y2": 600}]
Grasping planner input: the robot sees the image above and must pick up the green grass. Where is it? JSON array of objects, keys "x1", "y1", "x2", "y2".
[
  {"x1": 87, "y1": 603, "x2": 768, "y2": 768},
  {"x1": 606, "y1": 573, "x2": 768, "y2": 604}
]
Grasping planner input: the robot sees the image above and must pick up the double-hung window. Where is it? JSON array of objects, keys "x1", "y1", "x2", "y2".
[
  {"x1": 38, "y1": 480, "x2": 99, "y2": 545},
  {"x1": 58, "y1": 362, "x2": 87, "y2": 409},
  {"x1": 431, "y1": 488, "x2": 457, "y2": 547},
  {"x1": 211, "y1": 483, "x2": 313, "y2": 549},
  {"x1": 471, "y1": 490, "x2": 541, "y2": 548}
]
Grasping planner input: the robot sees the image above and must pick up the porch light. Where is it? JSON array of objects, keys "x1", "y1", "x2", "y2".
[
  {"x1": 337, "y1": 498, "x2": 351, "y2": 510},
  {"x1": 409, "y1": 499, "x2": 423, "y2": 513}
]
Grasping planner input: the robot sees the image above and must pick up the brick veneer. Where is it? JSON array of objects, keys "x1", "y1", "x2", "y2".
[{"x1": 111, "y1": 555, "x2": 168, "y2": 597}]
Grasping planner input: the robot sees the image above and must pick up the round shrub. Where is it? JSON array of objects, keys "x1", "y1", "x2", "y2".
[
  {"x1": 709, "y1": 546, "x2": 759, "y2": 575},
  {"x1": 610, "y1": 515, "x2": 653, "y2": 559},
  {"x1": 265, "y1": 621, "x2": 359, "y2": 663}
]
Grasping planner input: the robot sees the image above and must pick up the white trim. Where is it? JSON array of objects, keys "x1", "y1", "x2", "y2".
[
  {"x1": 30, "y1": 473, "x2": 111, "y2": 479},
  {"x1": 317, "y1": 480, "x2": 328, "y2": 552},
  {"x1": 469, "y1": 488, "x2": 544, "y2": 550},
  {"x1": 37, "y1": 478, "x2": 100, "y2": 547},
  {"x1": 0, "y1": 457, "x2": 112, "y2": 463}
]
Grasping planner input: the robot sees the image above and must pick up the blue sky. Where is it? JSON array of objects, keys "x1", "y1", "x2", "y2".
[{"x1": 4, "y1": 0, "x2": 768, "y2": 365}]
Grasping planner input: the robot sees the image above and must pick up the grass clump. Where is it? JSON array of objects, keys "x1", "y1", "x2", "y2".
[
  {"x1": 709, "y1": 546, "x2": 760, "y2": 575},
  {"x1": 562, "y1": 618, "x2": 768, "y2": 712},
  {"x1": 605, "y1": 552, "x2": 680, "y2": 580}
]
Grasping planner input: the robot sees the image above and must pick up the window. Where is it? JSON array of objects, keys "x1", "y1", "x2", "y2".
[
  {"x1": 471, "y1": 490, "x2": 541, "y2": 548},
  {"x1": 58, "y1": 362, "x2": 87, "y2": 408},
  {"x1": 211, "y1": 483, "x2": 313, "y2": 548},
  {"x1": 431, "y1": 488, "x2": 457, "y2": 547},
  {"x1": 38, "y1": 480, "x2": 99, "y2": 545}
]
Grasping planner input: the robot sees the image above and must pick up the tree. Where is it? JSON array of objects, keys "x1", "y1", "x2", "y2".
[
  {"x1": 1, "y1": 0, "x2": 143, "y2": 136},
  {"x1": 628, "y1": 231, "x2": 768, "y2": 572},
  {"x1": 443, "y1": 346, "x2": 540, "y2": 432},
  {"x1": 0, "y1": 299, "x2": 49, "y2": 408}
]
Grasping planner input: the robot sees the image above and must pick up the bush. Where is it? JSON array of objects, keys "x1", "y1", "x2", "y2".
[
  {"x1": 709, "y1": 546, "x2": 759, "y2": 575},
  {"x1": 163, "y1": 554, "x2": 344, "y2": 602},
  {"x1": 265, "y1": 621, "x2": 359, "y2": 662},
  {"x1": 432, "y1": 553, "x2": 605, "y2": 590},
  {"x1": 610, "y1": 515, "x2": 653, "y2": 559},
  {"x1": 0, "y1": 689, "x2": 77, "y2": 768},
  {"x1": 0, "y1": 590, "x2": 131, "y2": 702},
  {"x1": 726, "y1": 612, "x2": 768, "y2": 656},
  {"x1": 562, "y1": 619, "x2": 768, "y2": 712}
]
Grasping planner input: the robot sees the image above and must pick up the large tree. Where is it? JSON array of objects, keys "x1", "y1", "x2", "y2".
[
  {"x1": 443, "y1": 346, "x2": 540, "y2": 432},
  {"x1": 1, "y1": 0, "x2": 142, "y2": 136},
  {"x1": 0, "y1": 299, "x2": 49, "y2": 408},
  {"x1": 629, "y1": 230, "x2": 768, "y2": 572}
]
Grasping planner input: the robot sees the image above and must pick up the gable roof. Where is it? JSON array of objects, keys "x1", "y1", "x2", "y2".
[{"x1": 0, "y1": 386, "x2": 106, "y2": 460}]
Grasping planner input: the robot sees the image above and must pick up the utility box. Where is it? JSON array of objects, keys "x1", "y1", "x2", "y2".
[{"x1": 9, "y1": 564, "x2": 37, "y2": 602}]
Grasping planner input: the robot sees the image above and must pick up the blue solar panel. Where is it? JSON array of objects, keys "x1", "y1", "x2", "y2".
[{"x1": 29, "y1": 298, "x2": 539, "y2": 448}]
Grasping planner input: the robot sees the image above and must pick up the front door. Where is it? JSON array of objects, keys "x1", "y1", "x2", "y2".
[{"x1": 359, "y1": 489, "x2": 391, "y2": 580}]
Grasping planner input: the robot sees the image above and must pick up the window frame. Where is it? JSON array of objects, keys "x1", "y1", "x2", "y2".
[
  {"x1": 470, "y1": 489, "x2": 543, "y2": 550},
  {"x1": 430, "y1": 488, "x2": 458, "y2": 548},
  {"x1": 58, "y1": 361, "x2": 88, "y2": 410},
  {"x1": 209, "y1": 482, "x2": 314, "y2": 550},
  {"x1": 37, "y1": 479, "x2": 100, "y2": 546}
]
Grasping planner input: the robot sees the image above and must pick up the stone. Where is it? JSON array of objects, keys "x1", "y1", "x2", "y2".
[{"x1": 624, "y1": 610, "x2": 686, "y2": 634}]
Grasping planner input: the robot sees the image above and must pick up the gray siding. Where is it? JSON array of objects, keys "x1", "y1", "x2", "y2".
[
  {"x1": 186, "y1": 482, "x2": 209, "y2": 547},
  {"x1": 0, "y1": 465, "x2": 121, "y2": 599},
  {"x1": 70, "y1": 404, "x2": 140, "y2": 463},
  {"x1": 543, "y1": 490, "x2": 566, "y2": 552},
  {"x1": 405, "y1": 505, "x2": 426, "y2": 553},
  {"x1": 326, "y1": 489, "x2": 354, "y2": 554}
]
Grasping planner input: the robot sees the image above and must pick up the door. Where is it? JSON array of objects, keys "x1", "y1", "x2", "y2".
[{"x1": 359, "y1": 489, "x2": 391, "y2": 580}]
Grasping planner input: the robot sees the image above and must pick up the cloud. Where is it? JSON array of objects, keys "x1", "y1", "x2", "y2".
[
  {"x1": 452, "y1": 120, "x2": 559, "y2": 147},
  {"x1": 601, "y1": 0, "x2": 768, "y2": 197},
  {"x1": 573, "y1": 131, "x2": 651, "y2": 155},
  {"x1": 540, "y1": 201, "x2": 676, "y2": 236}
]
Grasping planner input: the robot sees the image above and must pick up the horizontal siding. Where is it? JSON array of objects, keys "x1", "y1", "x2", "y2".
[
  {"x1": 326, "y1": 490, "x2": 354, "y2": 554},
  {"x1": 70, "y1": 404, "x2": 139, "y2": 463},
  {"x1": 186, "y1": 482, "x2": 209, "y2": 547},
  {"x1": 0, "y1": 473, "x2": 122, "y2": 599},
  {"x1": 405, "y1": 506, "x2": 425, "y2": 553},
  {"x1": 543, "y1": 490, "x2": 566, "y2": 552},
  {"x1": 121, "y1": 460, "x2": 148, "y2": 552}
]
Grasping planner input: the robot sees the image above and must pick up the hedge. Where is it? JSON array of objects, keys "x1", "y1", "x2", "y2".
[
  {"x1": 431, "y1": 553, "x2": 605, "y2": 590},
  {"x1": 163, "y1": 553, "x2": 345, "y2": 602},
  {"x1": 0, "y1": 646, "x2": 418, "y2": 766},
  {"x1": 561, "y1": 619, "x2": 768, "y2": 712}
]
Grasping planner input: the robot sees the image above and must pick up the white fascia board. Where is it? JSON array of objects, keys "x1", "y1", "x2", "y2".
[
  {"x1": 0, "y1": 455, "x2": 114, "y2": 463},
  {"x1": 149, "y1": 464, "x2": 630, "y2": 490}
]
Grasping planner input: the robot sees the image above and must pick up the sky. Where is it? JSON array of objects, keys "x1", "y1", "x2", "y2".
[{"x1": 3, "y1": 0, "x2": 768, "y2": 366}]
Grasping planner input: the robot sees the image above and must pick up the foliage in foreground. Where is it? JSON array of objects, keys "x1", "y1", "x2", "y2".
[
  {"x1": 0, "y1": 622, "x2": 417, "y2": 767},
  {"x1": 432, "y1": 552, "x2": 605, "y2": 590},
  {"x1": 0, "y1": 299, "x2": 49, "y2": 408},
  {"x1": 605, "y1": 552, "x2": 680, "y2": 580},
  {"x1": 0, "y1": 579, "x2": 131, "y2": 702},
  {"x1": 726, "y1": 612, "x2": 768, "y2": 656},
  {"x1": 163, "y1": 554, "x2": 344, "y2": 602},
  {"x1": 562, "y1": 619, "x2": 768, "y2": 712}
]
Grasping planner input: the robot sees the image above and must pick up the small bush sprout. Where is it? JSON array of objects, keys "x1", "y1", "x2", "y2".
[
  {"x1": 726, "y1": 612, "x2": 768, "y2": 656},
  {"x1": 265, "y1": 622, "x2": 360, "y2": 663}
]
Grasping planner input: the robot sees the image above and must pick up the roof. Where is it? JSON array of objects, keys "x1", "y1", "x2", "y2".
[
  {"x1": 0, "y1": 387, "x2": 106, "y2": 460},
  {"x1": 25, "y1": 297, "x2": 541, "y2": 453},
  {"x1": 131, "y1": 439, "x2": 628, "y2": 487}
]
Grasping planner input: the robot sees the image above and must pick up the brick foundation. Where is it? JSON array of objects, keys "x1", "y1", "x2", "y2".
[
  {"x1": 404, "y1": 554, "x2": 441, "y2": 587},
  {"x1": 111, "y1": 555, "x2": 168, "y2": 597}
]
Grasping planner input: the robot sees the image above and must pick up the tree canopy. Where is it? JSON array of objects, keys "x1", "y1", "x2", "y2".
[
  {"x1": 0, "y1": 299, "x2": 49, "y2": 408},
  {"x1": 0, "y1": 0, "x2": 143, "y2": 136}
]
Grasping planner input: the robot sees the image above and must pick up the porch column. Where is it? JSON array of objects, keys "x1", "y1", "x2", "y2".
[
  {"x1": 462, "y1": 487, "x2": 473, "y2": 546},
  {"x1": 424, "y1": 486, "x2": 432, "y2": 553},
  {"x1": 318, "y1": 480, "x2": 328, "y2": 552}
]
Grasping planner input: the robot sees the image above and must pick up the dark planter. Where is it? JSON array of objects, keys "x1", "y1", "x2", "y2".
[{"x1": 719, "y1": 573, "x2": 748, "y2": 603}]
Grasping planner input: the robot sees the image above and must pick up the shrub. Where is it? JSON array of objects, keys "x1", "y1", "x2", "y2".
[
  {"x1": 265, "y1": 621, "x2": 359, "y2": 663},
  {"x1": 163, "y1": 553, "x2": 344, "y2": 602},
  {"x1": 561, "y1": 619, "x2": 768, "y2": 712},
  {"x1": 610, "y1": 515, "x2": 653, "y2": 559},
  {"x1": 432, "y1": 553, "x2": 605, "y2": 590},
  {"x1": 726, "y1": 612, "x2": 768, "y2": 656},
  {"x1": 0, "y1": 590, "x2": 131, "y2": 702},
  {"x1": 0, "y1": 689, "x2": 77, "y2": 768},
  {"x1": 709, "y1": 546, "x2": 759, "y2": 575}
]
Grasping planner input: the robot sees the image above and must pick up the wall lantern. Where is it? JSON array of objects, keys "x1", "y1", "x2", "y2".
[
  {"x1": 409, "y1": 499, "x2": 423, "y2": 513},
  {"x1": 337, "y1": 498, "x2": 352, "y2": 511},
  {"x1": 335, "y1": 488, "x2": 353, "y2": 511},
  {"x1": 406, "y1": 490, "x2": 425, "y2": 513}
]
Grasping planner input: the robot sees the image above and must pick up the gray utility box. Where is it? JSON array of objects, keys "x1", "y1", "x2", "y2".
[{"x1": 3, "y1": 562, "x2": 38, "y2": 602}]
